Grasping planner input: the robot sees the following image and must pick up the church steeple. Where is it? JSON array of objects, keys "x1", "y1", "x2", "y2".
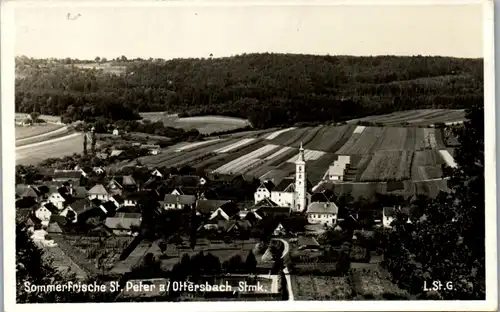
[{"x1": 295, "y1": 142, "x2": 307, "y2": 212}]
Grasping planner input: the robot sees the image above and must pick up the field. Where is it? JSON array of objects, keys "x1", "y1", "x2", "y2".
[
  {"x1": 16, "y1": 132, "x2": 84, "y2": 165},
  {"x1": 140, "y1": 113, "x2": 251, "y2": 134},
  {"x1": 71, "y1": 63, "x2": 127, "y2": 75},
  {"x1": 350, "y1": 267, "x2": 409, "y2": 299},
  {"x1": 347, "y1": 109, "x2": 465, "y2": 126},
  {"x1": 15, "y1": 113, "x2": 62, "y2": 124},
  {"x1": 359, "y1": 151, "x2": 413, "y2": 182},
  {"x1": 15, "y1": 123, "x2": 65, "y2": 140}
]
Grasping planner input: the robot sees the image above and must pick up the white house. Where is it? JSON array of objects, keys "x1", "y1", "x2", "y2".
[
  {"x1": 87, "y1": 184, "x2": 110, "y2": 201},
  {"x1": 163, "y1": 194, "x2": 196, "y2": 210},
  {"x1": 93, "y1": 167, "x2": 105, "y2": 175},
  {"x1": 35, "y1": 202, "x2": 58, "y2": 227},
  {"x1": 47, "y1": 189, "x2": 67, "y2": 210},
  {"x1": 254, "y1": 181, "x2": 274, "y2": 204},
  {"x1": 113, "y1": 129, "x2": 120, "y2": 136},
  {"x1": 151, "y1": 169, "x2": 163, "y2": 178},
  {"x1": 306, "y1": 202, "x2": 339, "y2": 226},
  {"x1": 326, "y1": 165, "x2": 346, "y2": 181}
]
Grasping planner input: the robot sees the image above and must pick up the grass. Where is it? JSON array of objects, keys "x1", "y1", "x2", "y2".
[
  {"x1": 16, "y1": 127, "x2": 73, "y2": 147},
  {"x1": 141, "y1": 113, "x2": 251, "y2": 135},
  {"x1": 16, "y1": 133, "x2": 84, "y2": 166},
  {"x1": 349, "y1": 267, "x2": 409, "y2": 299},
  {"x1": 346, "y1": 109, "x2": 465, "y2": 126},
  {"x1": 15, "y1": 113, "x2": 62, "y2": 124},
  {"x1": 15, "y1": 123, "x2": 64, "y2": 140}
]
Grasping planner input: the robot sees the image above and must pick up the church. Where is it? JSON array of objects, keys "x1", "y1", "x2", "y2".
[{"x1": 254, "y1": 143, "x2": 313, "y2": 212}]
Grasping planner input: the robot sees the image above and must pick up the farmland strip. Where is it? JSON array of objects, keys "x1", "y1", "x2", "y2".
[
  {"x1": 215, "y1": 138, "x2": 257, "y2": 153},
  {"x1": 175, "y1": 139, "x2": 222, "y2": 152},
  {"x1": 438, "y1": 150, "x2": 457, "y2": 168},
  {"x1": 265, "y1": 127, "x2": 297, "y2": 140}
]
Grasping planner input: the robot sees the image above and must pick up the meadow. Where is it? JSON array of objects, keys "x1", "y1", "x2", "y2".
[
  {"x1": 139, "y1": 112, "x2": 251, "y2": 135},
  {"x1": 15, "y1": 123, "x2": 65, "y2": 140}
]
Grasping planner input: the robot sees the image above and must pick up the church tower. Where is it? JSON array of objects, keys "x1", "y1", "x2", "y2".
[{"x1": 295, "y1": 142, "x2": 307, "y2": 212}]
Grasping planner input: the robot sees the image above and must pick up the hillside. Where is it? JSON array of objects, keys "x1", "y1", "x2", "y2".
[{"x1": 15, "y1": 54, "x2": 483, "y2": 128}]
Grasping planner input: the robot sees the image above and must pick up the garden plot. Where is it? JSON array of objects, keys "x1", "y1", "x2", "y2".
[
  {"x1": 286, "y1": 149, "x2": 326, "y2": 163},
  {"x1": 291, "y1": 276, "x2": 353, "y2": 300},
  {"x1": 359, "y1": 150, "x2": 413, "y2": 182},
  {"x1": 214, "y1": 138, "x2": 257, "y2": 153}
]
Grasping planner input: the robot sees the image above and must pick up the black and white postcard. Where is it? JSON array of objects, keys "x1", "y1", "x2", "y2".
[{"x1": 1, "y1": 0, "x2": 497, "y2": 311}]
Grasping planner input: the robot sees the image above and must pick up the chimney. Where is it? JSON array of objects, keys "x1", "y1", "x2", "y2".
[{"x1": 69, "y1": 184, "x2": 74, "y2": 196}]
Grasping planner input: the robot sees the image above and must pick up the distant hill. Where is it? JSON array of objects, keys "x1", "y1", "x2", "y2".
[{"x1": 15, "y1": 53, "x2": 483, "y2": 129}]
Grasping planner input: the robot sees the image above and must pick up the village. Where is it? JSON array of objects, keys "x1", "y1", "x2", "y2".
[{"x1": 16, "y1": 141, "x2": 418, "y2": 300}]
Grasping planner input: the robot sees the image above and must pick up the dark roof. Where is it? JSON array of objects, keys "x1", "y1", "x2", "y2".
[
  {"x1": 124, "y1": 191, "x2": 147, "y2": 201},
  {"x1": 53, "y1": 170, "x2": 82, "y2": 180},
  {"x1": 88, "y1": 184, "x2": 109, "y2": 195},
  {"x1": 112, "y1": 195, "x2": 125, "y2": 205},
  {"x1": 36, "y1": 185, "x2": 49, "y2": 194},
  {"x1": 81, "y1": 166, "x2": 94, "y2": 174},
  {"x1": 42, "y1": 202, "x2": 59, "y2": 213},
  {"x1": 50, "y1": 215, "x2": 68, "y2": 226},
  {"x1": 225, "y1": 220, "x2": 252, "y2": 232},
  {"x1": 169, "y1": 175, "x2": 203, "y2": 188},
  {"x1": 196, "y1": 199, "x2": 231, "y2": 215},
  {"x1": 258, "y1": 181, "x2": 275, "y2": 192},
  {"x1": 72, "y1": 186, "x2": 88, "y2": 199},
  {"x1": 383, "y1": 206, "x2": 396, "y2": 217},
  {"x1": 122, "y1": 175, "x2": 137, "y2": 186},
  {"x1": 47, "y1": 222, "x2": 63, "y2": 233},
  {"x1": 254, "y1": 206, "x2": 291, "y2": 217},
  {"x1": 100, "y1": 201, "x2": 118, "y2": 214},
  {"x1": 307, "y1": 202, "x2": 339, "y2": 214},
  {"x1": 69, "y1": 199, "x2": 92, "y2": 214},
  {"x1": 163, "y1": 194, "x2": 196, "y2": 205},
  {"x1": 253, "y1": 197, "x2": 279, "y2": 208},
  {"x1": 16, "y1": 197, "x2": 37, "y2": 209},
  {"x1": 272, "y1": 177, "x2": 295, "y2": 192},
  {"x1": 108, "y1": 179, "x2": 123, "y2": 190},
  {"x1": 90, "y1": 198, "x2": 102, "y2": 207},
  {"x1": 298, "y1": 236, "x2": 320, "y2": 247}
]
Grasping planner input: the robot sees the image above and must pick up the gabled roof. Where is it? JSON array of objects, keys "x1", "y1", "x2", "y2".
[
  {"x1": 254, "y1": 206, "x2": 291, "y2": 217},
  {"x1": 110, "y1": 149, "x2": 124, "y2": 157},
  {"x1": 169, "y1": 175, "x2": 202, "y2": 188},
  {"x1": 298, "y1": 236, "x2": 320, "y2": 247},
  {"x1": 253, "y1": 197, "x2": 279, "y2": 208},
  {"x1": 100, "y1": 201, "x2": 118, "y2": 214},
  {"x1": 69, "y1": 199, "x2": 92, "y2": 214},
  {"x1": 72, "y1": 186, "x2": 88, "y2": 199},
  {"x1": 88, "y1": 184, "x2": 109, "y2": 195},
  {"x1": 53, "y1": 170, "x2": 82, "y2": 180},
  {"x1": 307, "y1": 202, "x2": 338, "y2": 214},
  {"x1": 163, "y1": 194, "x2": 196, "y2": 205},
  {"x1": 272, "y1": 177, "x2": 295, "y2": 192},
  {"x1": 90, "y1": 198, "x2": 102, "y2": 207},
  {"x1": 257, "y1": 181, "x2": 275, "y2": 192},
  {"x1": 105, "y1": 214, "x2": 141, "y2": 230},
  {"x1": 47, "y1": 222, "x2": 63, "y2": 233},
  {"x1": 42, "y1": 202, "x2": 59, "y2": 213},
  {"x1": 16, "y1": 197, "x2": 37, "y2": 209},
  {"x1": 20, "y1": 186, "x2": 40, "y2": 198},
  {"x1": 196, "y1": 199, "x2": 231, "y2": 215},
  {"x1": 225, "y1": 220, "x2": 252, "y2": 232},
  {"x1": 122, "y1": 175, "x2": 137, "y2": 186},
  {"x1": 108, "y1": 178, "x2": 123, "y2": 189},
  {"x1": 50, "y1": 214, "x2": 68, "y2": 227}
]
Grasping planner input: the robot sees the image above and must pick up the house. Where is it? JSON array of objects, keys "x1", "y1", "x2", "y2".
[
  {"x1": 16, "y1": 197, "x2": 38, "y2": 209},
  {"x1": 78, "y1": 166, "x2": 94, "y2": 178},
  {"x1": 141, "y1": 144, "x2": 161, "y2": 155},
  {"x1": 238, "y1": 210, "x2": 263, "y2": 224},
  {"x1": 297, "y1": 236, "x2": 320, "y2": 250},
  {"x1": 96, "y1": 152, "x2": 109, "y2": 160},
  {"x1": 195, "y1": 199, "x2": 231, "y2": 216},
  {"x1": 163, "y1": 194, "x2": 196, "y2": 210},
  {"x1": 105, "y1": 212, "x2": 142, "y2": 236},
  {"x1": 61, "y1": 198, "x2": 99, "y2": 222},
  {"x1": 53, "y1": 170, "x2": 82, "y2": 184},
  {"x1": 123, "y1": 191, "x2": 147, "y2": 207},
  {"x1": 35, "y1": 202, "x2": 59, "y2": 226},
  {"x1": 93, "y1": 167, "x2": 106, "y2": 175},
  {"x1": 208, "y1": 202, "x2": 239, "y2": 221},
  {"x1": 113, "y1": 129, "x2": 120, "y2": 136},
  {"x1": 253, "y1": 206, "x2": 291, "y2": 219},
  {"x1": 272, "y1": 223, "x2": 289, "y2": 236},
  {"x1": 168, "y1": 175, "x2": 207, "y2": 189},
  {"x1": 326, "y1": 165, "x2": 346, "y2": 181},
  {"x1": 224, "y1": 219, "x2": 252, "y2": 233},
  {"x1": 88, "y1": 184, "x2": 110, "y2": 201},
  {"x1": 16, "y1": 185, "x2": 42, "y2": 201},
  {"x1": 306, "y1": 202, "x2": 339, "y2": 226},
  {"x1": 254, "y1": 180, "x2": 275, "y2": 204},
  {"x1": 71, "y1": 186, "x2": 88, "y2": 199},
  {"x1": 47, "y1": 187, "x2": 69, "y2": 210}
]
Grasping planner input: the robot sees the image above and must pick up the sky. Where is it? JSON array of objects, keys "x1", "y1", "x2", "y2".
[{"x1": 13, "y1": 3, "x2": 484, "y2": 60}]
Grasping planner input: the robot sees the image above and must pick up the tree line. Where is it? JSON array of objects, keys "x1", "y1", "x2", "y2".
[{"x1": 16, "y1": 54, "x2": 483, "y2": 129}]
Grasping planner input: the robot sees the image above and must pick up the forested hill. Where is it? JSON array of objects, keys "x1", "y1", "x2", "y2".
[{"x1": 15, "y1": 53, "x2": 483, "y2": 128}]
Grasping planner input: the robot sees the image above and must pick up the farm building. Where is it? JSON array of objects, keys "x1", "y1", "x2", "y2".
[
  {"x1": 254, "y1": 180, "x2": 275, "y2": 204},
  {"x1": 53, "y1": 170, "x2": 82, "y2": 184},
  {"x1": 163, "y1": 194, "x2": 196, "y2": 210},
  {"x1": 325, "y1": 155, "x2": 350, "y2": 181},
  {"x1": 34, "y1": 202, "x2": 58, "y2": 226}
]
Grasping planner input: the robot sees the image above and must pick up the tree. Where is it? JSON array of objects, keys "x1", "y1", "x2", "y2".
[
  {"x1": 383, "y1": 104, "x2": 485, "y2": 299},
  {"x1": 245, "y1": 250, "x2": 257, "y2": 274},
  {"x1": 83, "y1": 132, "x2": 88, "y2": 156},
  {"x1": 158, "y1": 240, "x2": 167, "y2": 254},
  {"x1": 90, "y1": 131, "x2": 97, "y2": 155},
  {"x1": 29, "y1": 112, "x2": 40, "y2": 122}
]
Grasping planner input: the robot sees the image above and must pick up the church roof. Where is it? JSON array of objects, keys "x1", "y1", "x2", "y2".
[{"x1": 272, "y1": 177, "x2": 295, "y2": 192}]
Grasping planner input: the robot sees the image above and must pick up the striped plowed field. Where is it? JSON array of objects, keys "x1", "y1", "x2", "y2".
[
  {"x1": 298, "y1": 125, "x2": 324, "y2": 148},
  {"x1": 347, "y1": 109, "x2": 466, "y2": 126},
  {"x1": 306, "y1": 153, "x2": 338, "y2": 186},
  {"x1": 359, "y1": 150, "x2": 413, "y2": 182},
  {"x1": 305, "y1": 125, "x2": 356, "y2": 152},
  {"x1": 267, "y1": 147, "x2": 299, "y2": 166},
  {"x1": 375, "y1": 127, "x2": 408, "y2": 151},
  {"x1": 335, "y1": 127, "x2": 385, "y2": 154},
  {"x1": 212, "y1": 144, "x2": 282, "y2": 175},
  {"x1": 260, "y1": 162, "x2": 296, "y2": 184},
  {"x1": 411, "y1": 150, "x2": 446, "y2": 180},
  {"x1": 268, "y1": 127, "x2": 311, "y2": 146},
  {"x1": 201, "y1": 141, "x2": 267, "y2": 171}
]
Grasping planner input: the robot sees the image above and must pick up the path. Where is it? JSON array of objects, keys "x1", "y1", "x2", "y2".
[
  {"x1": 272, "y1": 238, "x2": 294, "y2": 301},
  {"x1": 16, "y1": 124, "x2": 68, "y2": 144}
]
